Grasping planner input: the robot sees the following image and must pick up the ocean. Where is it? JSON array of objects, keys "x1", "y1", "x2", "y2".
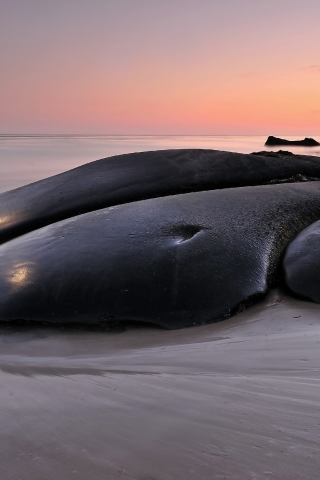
[{"x1": 0, "y1": 134, "x2": 320, "y2": 194}]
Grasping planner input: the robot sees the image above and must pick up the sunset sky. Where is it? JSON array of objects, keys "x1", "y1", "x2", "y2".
[{"x1": 1, "y1": 0, "x2": 320, "y2": 135}]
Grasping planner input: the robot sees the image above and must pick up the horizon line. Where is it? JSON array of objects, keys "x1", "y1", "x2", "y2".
[{"x1": 1, "y1": 133, "x2": 319, "y2": 137}]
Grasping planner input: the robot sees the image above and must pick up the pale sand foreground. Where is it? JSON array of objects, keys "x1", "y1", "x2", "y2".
[{"x1": 1, "y1": 290, "x2": 320, "y2": 480}]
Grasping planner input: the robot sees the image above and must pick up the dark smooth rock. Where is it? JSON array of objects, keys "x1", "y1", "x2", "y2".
[
  {"x1": 2, "y1": 149, "x2": 320, "y2": 245},
  {"x1": 265, "y1": 136, "x2": 320, "y2": 146},
  {"x1": 283, "y1": 220, "x2": 320, "y2": 303},
  {"x1": 251, "y1": 150, "x2": 294, "y2": 157},
  {"x1": 1, "y1": 183, "x2": 320, "y2": 328}
]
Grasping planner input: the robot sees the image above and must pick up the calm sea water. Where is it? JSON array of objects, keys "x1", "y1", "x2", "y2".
[{"x1": 0, "y1": 135, "x2": 320, "y2": 194}]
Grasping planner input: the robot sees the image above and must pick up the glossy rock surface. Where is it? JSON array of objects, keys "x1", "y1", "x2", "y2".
[
  {"x1": 283, "y1": 220, "x2": 320, "y2": 302},
  {"x1": 1, "y1": 183, "x2": 320, "y2": 328},
  {"x1": 1, "y1": 149, "x2": 320, "y2": 244}
]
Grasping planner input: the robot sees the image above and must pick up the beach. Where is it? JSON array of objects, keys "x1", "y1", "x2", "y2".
[
  {"x1": 3, "y1": 0, "x2": 320, "y2": 477},
  {"x1": 1, "y1": 138, "x2": 320, "y2": 478},
  {"x1": 1, "y1": 288, "x2": 320, "y2": 479}
]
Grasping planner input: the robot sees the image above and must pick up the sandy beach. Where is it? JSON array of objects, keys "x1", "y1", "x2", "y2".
[
  {"x1": 1, "y1": 288, "x2": 320, "y2": 479},
  {"x1": 2, "y1": 0, "x2": 320, "y2": 477}
]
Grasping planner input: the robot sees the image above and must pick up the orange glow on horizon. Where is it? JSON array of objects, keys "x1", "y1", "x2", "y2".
[{"x1": 1, "y1": 1, "x2": 320, "y2": 135}]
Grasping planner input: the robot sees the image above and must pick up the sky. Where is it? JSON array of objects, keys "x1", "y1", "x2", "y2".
[{"x1": 0, "y1": 0, "x2": 320, "y2": 135}]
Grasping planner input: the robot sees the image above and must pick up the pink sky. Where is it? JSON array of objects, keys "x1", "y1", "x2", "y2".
[{"x1": 1, "y1": 0, "x2": 320, "y2": 135}]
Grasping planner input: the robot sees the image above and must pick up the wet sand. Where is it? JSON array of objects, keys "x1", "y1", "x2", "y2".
[{"x1": 1, "y1": 289, "x2": 320, "y2": 479}]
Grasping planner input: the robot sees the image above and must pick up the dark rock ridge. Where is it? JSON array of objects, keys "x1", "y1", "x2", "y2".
[
  {"x1": 251, "y1": 150, "x2": 294, "y2": 157},
  {"x1": 265, "y1": 136, "x2": 320, "y2": 146},
  {"x1": 2, "y1": 149, "x2": 320, "y2": 245},
  {"x1": 2, "y1": 149, "x2": 320, "y2": 328},
  {"x1": 1, "y1": 183, "x2": 320, "y2": 328},
  {"x1": 283, "y1": 220, "x2": 320, "y2": 303}
]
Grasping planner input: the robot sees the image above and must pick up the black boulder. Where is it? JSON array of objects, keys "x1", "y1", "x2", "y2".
[{"x1": 1, "y1": 183, "x2": 320, "y2": 328}]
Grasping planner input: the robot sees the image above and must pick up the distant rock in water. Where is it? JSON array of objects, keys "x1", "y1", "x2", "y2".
[{"x1": 265, "y1": 136, "x2": 320, "y2": 147}]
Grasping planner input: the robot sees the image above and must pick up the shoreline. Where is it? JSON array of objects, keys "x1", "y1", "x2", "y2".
[{"x1": 1, "y1": 288, "x2": 320, "y2": 479}]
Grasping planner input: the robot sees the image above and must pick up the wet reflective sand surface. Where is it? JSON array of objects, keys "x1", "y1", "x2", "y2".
[{"x1": 1, "y1": 289, "x2": 320, "y2": 480}]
